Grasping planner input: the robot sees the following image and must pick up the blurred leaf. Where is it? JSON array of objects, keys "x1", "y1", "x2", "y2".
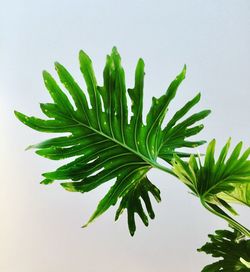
[
  {"x1": 218, "y1": 183, "x2": 250, "y2": 207},
  {"x1": 198, "y1": 227, "x2": 250, "y2": 272}
]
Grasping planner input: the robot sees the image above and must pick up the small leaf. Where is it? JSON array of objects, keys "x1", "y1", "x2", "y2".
[
  {"x1": 173, "y1": 139, "x2": 250, "y2": 235},
  {"x1": 198, "y1": 227, "x2": 250, "y2": 272}
]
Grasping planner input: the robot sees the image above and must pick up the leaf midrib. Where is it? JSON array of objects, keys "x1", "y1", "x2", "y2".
[
  {"x1": 70, "y1": 114, "x2": 172, "y2": 174},
  {"x1": 223, "y1": 191, "x2": 250, "y2": 207}
]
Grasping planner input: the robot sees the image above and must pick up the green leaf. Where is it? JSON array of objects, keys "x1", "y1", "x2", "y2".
[
  {"x1": 114, "y1": 176, "x2": 161, "y2": 236},
  {"x1": 15, "y1": 47, "x2": 209, "y2": 235},
  {"x1": 159, "y1": 90, "x2": 211, "y2": 163},
  {"x1": 172, "y1": 139, "x2": 250, "y2": 236},
  {"x1": 218, "y1": 183, "x2": 250, "y2": 207},
  {"x1": 198, "y1": 227, "x2": 250, "y2": 272}
]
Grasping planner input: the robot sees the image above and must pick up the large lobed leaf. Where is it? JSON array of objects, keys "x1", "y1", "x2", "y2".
[
  {"x1": 198, "y1": 227, "x2": 250, "y2": 272},
  {"x1": 173, "y1": 138, "x2": 250, "y2": 236},
  {"x1": 15, "y1": 47, "x2": 210, "y2": 235}
]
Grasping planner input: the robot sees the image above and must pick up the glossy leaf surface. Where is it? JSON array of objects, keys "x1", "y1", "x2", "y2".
[{"x1": 15, "y1": 47, "x2": 209, "y2": 235}]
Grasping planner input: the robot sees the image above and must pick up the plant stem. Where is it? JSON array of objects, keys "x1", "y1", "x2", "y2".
[
  {"x1": 201, "y1": 198, "x2": 250, "y2": 237},
  {"x1": 153, "y1": 162, "x2": 177, "y2": 177}
]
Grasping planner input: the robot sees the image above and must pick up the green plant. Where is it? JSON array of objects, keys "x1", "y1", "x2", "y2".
[
  {"x1": 173, "y1": 139, "x2": 250, "y2": 236},
  {"x1": 15, "y1": 47, "x2": 210, "y2": 235},
  {"x1": 198, "y1": 227, "x2": 250, "y2": 271},
  {"x1": 15, "y1": 48, "x2": 250, "y2": 270}
]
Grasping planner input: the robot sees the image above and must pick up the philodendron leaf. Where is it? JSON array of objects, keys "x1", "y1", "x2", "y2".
[
  {"x1": 173, "y1": 139, "x2": 250, "y2": 236},
  {"x1": 198, "y1": 227, "x2": 250, "y2": 272},
  {"x1": 15, "y1": 47, "x2": 210, "y2": 235},
  {"x1": 217, "y1": 183, "x2": 250, "y2": 207}
]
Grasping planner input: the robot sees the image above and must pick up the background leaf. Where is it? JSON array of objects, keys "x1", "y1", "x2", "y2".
[
  {"x1": 172, "y1": 139, "x2": 250, "y2": 236},
  {"x1": 198, "y1": 227, "x2": 250, "y2": 272}
]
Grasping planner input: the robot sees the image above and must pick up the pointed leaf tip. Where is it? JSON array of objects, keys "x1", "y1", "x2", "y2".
[
  {"x1": 25, "y1": 145, "x2": 34, "y2": 151},
  {"x1": 40, "y1": 179, "x2": 54, "y2": 185},
  {"x1": 42, "y1": 70, "x2": 50, "y2": 79},
  {"x1": 54, "y1": 61, "x2": 61, "y2": 69},
  {"x1": 196, "y1": 92, "x2": 201, "y2": 100},
  {"x1": 82, "y1": 214, "x2": 96, "y2": 229},
  {"x1": 81, "y1": 223, "x2": 88, "y2": 228},
  {"x1": 14, "y1": 111, "x2": 28, "y2": 124},
  {"x1": 210, "y1": 138, "x2": 216, "y2": 144},
  {"x1": 111, "y1": 47, "x2": 121, "y2": 64},
  {"x1": 207, "y1": 109, "x2": 212, "y2": 114},
  {"x1": 111, "y1": 46, "x2": 118, "y2": 54},
  {"x1": 79, "y1": 50, "x2": 92, "y2": 63},
  {"x1": 181, "y1": 64, "x2": 187, "y2": 78},
  {"x1": 14, "y1": 110, "x2": 21, "y2": 118},
  {"x1": 138, "y1": 58, "x2": 145, "y2": 65},
  {"x1": 60, "y1": 182, "x2": 78, "y2": 192}
]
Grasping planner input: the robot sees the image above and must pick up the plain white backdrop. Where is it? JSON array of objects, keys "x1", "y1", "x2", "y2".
[{"x1": 0, "y1": 1, "x2": 250, "y2": 271}]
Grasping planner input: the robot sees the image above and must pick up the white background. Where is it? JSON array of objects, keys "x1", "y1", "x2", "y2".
[{"x1": 0, "y1": 1, "x2": 250, "y2": 271}]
